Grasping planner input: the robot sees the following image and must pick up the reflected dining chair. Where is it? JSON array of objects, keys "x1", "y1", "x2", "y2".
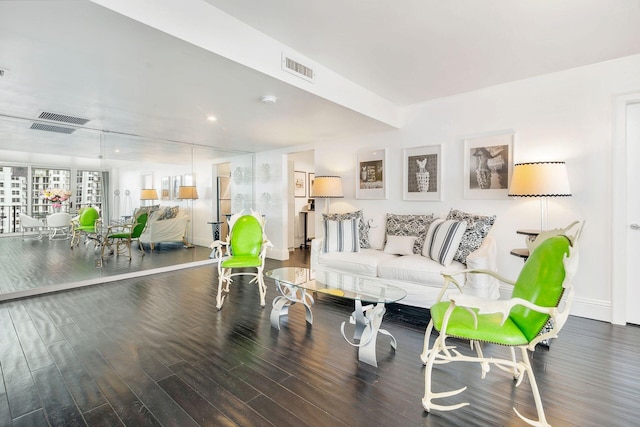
[
  {"x1": 210, "y1": 210, "x2": 272, "y2": 310},
  {"x1": 19, "y1": 213, "x2": 45, "y2": 240},
  {"x1": 46, "y1": 212, "x2": 72, "y2": 240},
  {"x1": 421, "y1": 222, "x2": 583, "y2": 427},
  {"x1": 101, "y1": 211, "x2": 148, "y2": 259},
  {"x1": 70, "y1": 207, "x2": 101, "y2": 248}
]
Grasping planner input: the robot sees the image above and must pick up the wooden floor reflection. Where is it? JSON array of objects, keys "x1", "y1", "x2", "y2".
[{"x1": 0, "y1": 234, "x2": 212, "y2": 296}]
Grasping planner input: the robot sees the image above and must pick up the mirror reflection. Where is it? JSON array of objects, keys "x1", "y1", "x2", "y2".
[{"x1": 0, "y1": 116, "x2": 255, "y2": 300}]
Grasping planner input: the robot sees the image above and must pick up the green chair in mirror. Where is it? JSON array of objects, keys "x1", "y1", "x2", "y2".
[
  {"x1": 70, "y1": 207, "x2": 101, "y2": 248},
  {"x1": 421, "y1": 221, "x2": 584, "y2": 427},
  {"x1": 102, "y1": 211, "x2": 148, "y2": 260},
  {"x1": 210, "y1": 210, "x2": 273, "y2": 310}
]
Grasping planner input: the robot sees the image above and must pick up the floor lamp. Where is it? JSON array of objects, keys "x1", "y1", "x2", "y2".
[
  {"x1": 508, "y1": 162, "x2": 572, "y2": 231},
  {"x1": 311, "y1": 176, "x2": 343, "y2": 214},
  {"x1": 178, "y1": 185, "x2": 198, "y2": 248},
  {"x1": 140, "y1": 189, "x2": 158, "y2": 207}
]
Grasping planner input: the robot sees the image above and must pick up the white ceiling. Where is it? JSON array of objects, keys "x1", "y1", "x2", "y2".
[{"x1": 1, "y1": 0, "x2": 640, "y2": 161}]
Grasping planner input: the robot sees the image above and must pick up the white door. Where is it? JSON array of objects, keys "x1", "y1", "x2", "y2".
[{"x1": 626, "y1": 102, "x2": 640, "y2": 325}]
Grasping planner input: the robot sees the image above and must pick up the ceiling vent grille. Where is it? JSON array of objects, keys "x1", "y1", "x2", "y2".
[
  {"x1": 30, "y1": 123, "x2": 76, "y2": 134},
  {"x1": 38, "y1": 111, "x2": 90, "y2": 125},
  {"x1": 282, "y1": 53, "x2": 315, "y2": 83}
]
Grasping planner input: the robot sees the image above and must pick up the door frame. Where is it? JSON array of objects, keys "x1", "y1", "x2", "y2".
[{"x1": 611, "y1": 91, "x2": 640, "y2": 325}]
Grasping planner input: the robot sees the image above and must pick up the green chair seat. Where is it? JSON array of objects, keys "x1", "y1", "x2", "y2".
[
  {"x1": 221, "y1": 255, "x2": 263, "y2": 268},
  {"x1": 107, "y1": 232, "x2": 130, "y2": 239},
  {"x1": 431, "y1": 302, "x2": 529, "y2": 346}
]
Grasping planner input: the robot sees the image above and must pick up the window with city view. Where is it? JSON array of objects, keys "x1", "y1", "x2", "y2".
[{"x1": 0, "y1": 165, "x2": 105, "y2": 233}]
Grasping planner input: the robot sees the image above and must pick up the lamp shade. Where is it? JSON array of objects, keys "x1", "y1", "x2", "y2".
[
  {"x1": 311, "y1": 176, "x2": 343, "y2": 198},
  {"x1": 140, "y1": 189, "x2": 158, "y2": 200},
  {"x1": 177, "y1": 186, "x2": 199, "y2": 200},
  {"x1": 508, "y1": 162, "x2": 571, "y2": 197}
]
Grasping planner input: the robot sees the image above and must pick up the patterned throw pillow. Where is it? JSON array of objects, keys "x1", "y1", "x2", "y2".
[
  {"x1": 322, "y1": 219, "x2": 360, "y2": 253},
  {"x1": 423, "y1": 219, "x2": 467, "y2": 266},
  {"x1": 446, "y1": 209, "x2": 496, "y2": 264},
  {"x1": 385, "y1": 213, "x2": 436, "y2": 254},
  {"x1": 323, "y1": 210, "x2": 370, "y2": 249},
  {"x1": 157, "y1": 205, "x2": 180, "y2": 221}
]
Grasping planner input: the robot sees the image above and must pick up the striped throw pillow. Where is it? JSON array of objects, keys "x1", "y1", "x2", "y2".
[
  {"x1": 423, "y1": 219, "x2": 467, "y2": 266},
  {"x1": 323, "y1": 219, "x2": 360, "y2": 253}
]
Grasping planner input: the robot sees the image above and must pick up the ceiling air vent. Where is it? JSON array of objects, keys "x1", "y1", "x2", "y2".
[
  {"x1": 282, "y1": 53, "x2": 315, "y2": 83},
  {"x1": 38, "y1": 111, "x2": 90, "y2": 125},
  {"x1": 30, "y1": 123, "x2": 76, "y2": 134}
]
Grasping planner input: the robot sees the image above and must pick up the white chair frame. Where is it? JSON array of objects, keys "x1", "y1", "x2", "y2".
[{"x1": 19, "y1": 213, "x2": 45, "y2": 240}]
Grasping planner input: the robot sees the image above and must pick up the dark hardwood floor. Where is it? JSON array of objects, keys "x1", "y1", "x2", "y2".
[{"x1": 1, "y1": 248, "x2": 639, "y2": 426}]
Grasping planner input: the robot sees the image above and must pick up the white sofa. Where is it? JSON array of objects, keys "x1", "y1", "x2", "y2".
[
  {"x1": 310, "y1": 212, "x2": 499, "y2": 309},
  {"x1": 139, "y1": 207, "x2": 188, "y2": 251}
]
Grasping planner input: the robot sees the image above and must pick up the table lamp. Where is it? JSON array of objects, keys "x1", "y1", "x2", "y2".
[
  {"x1": 508, "y1": 161, "x2": 571, "y2": 231},
  {"x1": 311, "y1": 176, "x2": 343, "y2": 214},
  {"x1": 140, "y1": 189, "x2": 158, "y2": 207}
]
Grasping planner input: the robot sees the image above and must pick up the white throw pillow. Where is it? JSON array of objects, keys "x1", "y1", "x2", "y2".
[
  {"x1": 322, "y1": 219, "x2": 360, "y2": 253},
  {"x1": 423, "y1": 219, "x2": 467, "y2": 266},
  {"x1": 383, "y1": 235, "x2": 417, "y2": 255}
]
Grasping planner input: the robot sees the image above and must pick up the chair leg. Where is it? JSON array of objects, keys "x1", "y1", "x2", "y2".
[
  {"x1": 422, "y1": 334, "x2": 469, "y2": 413},
  {"x1": 257, "y1": 268, "x2": 267, "y2": 307},
  {"x1": 512, "y1": 347, "x2": 550, "y2": 427},
  {"x1": 420, "y1": 318, "x2": 436, "y2": 364},
  {"x1": 216, "y1": 269, "x2": 229, "y2": 310}
]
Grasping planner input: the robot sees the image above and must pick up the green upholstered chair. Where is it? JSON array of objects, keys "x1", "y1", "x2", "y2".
[
  {"x1": 421, "y1": 222, "x2": 583, "y2": 427},
  {"x1": 70, "y1": 207, "x2": 101, "y2": 248},
  {"x1": 102, "y1": 211, "x2": 148, "y2": 259},
  {"x1": 210, "y1": 210, "x2": 272, "y2": 310}
]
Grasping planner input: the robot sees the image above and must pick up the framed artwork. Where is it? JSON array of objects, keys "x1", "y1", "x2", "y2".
[
  {"x1": 403, "y1": 145, "x2": 442, "y2": 201},
  {"x1": 356, "y1": 148, "x2": 387, "y2": 199},
  {"x1": 294, "y1": 171, "x2": 306, "y2": 197},
  {"x1": 161, "y1": 176, "x2": 170, "y2": 201},
  {"x1": 308, "y1": 173, "x2": 315, "y2": 196},
  {"x1": 463, "y1": 130, "x2": 514, "y2": 199},
  {"x1": 172, "y1": 175, "x2": 182, "y2": 200}
]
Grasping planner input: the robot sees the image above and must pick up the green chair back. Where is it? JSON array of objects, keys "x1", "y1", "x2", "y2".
[
  {"x1": 509, "y1": 235, "x2": 571, "y2": 341},
  {"x1": 79, "y1": 207, "x2": 100, "y2": 227},
  {"x1": 131, "y1": 213, "x2": 148, "y2": 238},
  {"x1": 229, "y1": 215, "x2": 263, "y2": 257}
]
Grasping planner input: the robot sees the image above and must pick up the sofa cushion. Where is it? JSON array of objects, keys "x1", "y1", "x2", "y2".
[
  {"x1": 322, "y1": 219, "x2": 360, "y2": 253},
  {"x1": 447, "y1": 209, "x2": 496, "y2": 264},
  {"x1": 385, "y1": 213, "x2": 436, "y2": 254},
  {"x1": 323, "y1": 210, "x2": 370, "y2": 249},
  {"x1": 318, "y1": 248, "x2": 397, "y2": 277},
  {"x1": 384, "y1": 235, "x2": 417, "y2": 255},
  {"x1": 423, "y1": 219, "x2": 467, "y2": 266},
  {"x1": 157, "y1": 205, "x2": 180, "y2": 221},
  {"x1": 378, "y1": 254, "x2": 465, "y2": 285}
]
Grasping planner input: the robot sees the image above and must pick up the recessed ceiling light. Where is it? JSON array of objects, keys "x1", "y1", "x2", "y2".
[
  {"x1": 260, "y1": 95, "x2": 277, "y2": 105},
  {"x1": 207, "y1": 115, "x2": 217, "y2": 122}
]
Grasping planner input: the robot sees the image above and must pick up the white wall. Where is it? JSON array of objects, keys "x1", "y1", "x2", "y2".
[
  {"x1": 314, "y1": 53, "x2": 640, "y2": 323},
  {"x1": 288, "y1": 150, "x2": 314, "y2": 247}
]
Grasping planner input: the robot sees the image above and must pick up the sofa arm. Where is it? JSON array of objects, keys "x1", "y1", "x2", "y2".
[
  {"x1": 310, "y1": 238, "x2": 323, "y2": 272},
  {"x1": 464, "y1": 234, "x2": 500, "y2": 299}
]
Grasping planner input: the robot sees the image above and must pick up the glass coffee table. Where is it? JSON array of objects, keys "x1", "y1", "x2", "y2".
[{"x1": 266, "y1": 267, "x2": 407, "y2": 367}]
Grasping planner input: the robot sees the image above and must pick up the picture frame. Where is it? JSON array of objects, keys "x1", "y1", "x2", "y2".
[
  {"x1": 308, "y1": 173, "x2": 315, "y2": 196},
  {"x1": 294, "y1": 171, "x2": 306, "y2": 197},
  {"x1": 356, "y1": 148, "x2": 387, "y2": 199},
  {"x1": 161, "y1": 176, "x2": 170, "y2": 201},
  {"x1": 463, "y1": 130, "x2": 514, "y2": 199},
  {"x1": 403, "y1": 144, "x2": 442, "y2": 201},
  {"x1": 172, "y1": 175, "x2": 182, "y2": 200}
]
